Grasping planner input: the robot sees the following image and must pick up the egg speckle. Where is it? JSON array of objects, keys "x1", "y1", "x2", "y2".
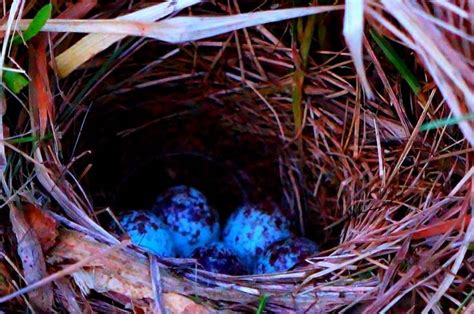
[
  {"x1": 191, "y1": 242, "x2": 247, "y2": 275},
  {"x1": 223, "y1": 201, "x2": 292, "y2": 269},
  {"x1": 119, "y1": 210, "x2": 175, "y2": 257},
  {"x1": 152, "y1": 185, "x2": 220, "y2": 257},
  {"x1": 255, "y1": 237, "x2": 318, "y2": 274}
]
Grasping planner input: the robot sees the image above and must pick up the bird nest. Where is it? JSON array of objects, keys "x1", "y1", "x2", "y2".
[{"x1": 0, "y1": 1, "x2": 473, "y2": 313}]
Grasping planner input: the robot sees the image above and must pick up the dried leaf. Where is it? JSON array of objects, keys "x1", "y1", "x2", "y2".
[
  {"x1": 28, "y1": 39, "x2": 53, "y2": 137},
  {"x1": 23, "y1": 203, "x2": 58, "y2": 252},
  {"x1": 9, "y1": 205, "x2": 53, "y2": 310}
]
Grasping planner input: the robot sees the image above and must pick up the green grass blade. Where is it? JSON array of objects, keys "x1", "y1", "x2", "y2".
[
  {"x1": 13, "y1": 3, "x2": 52, "y2": 44},
  {"x1": 7, "y1": 133, "x2": 53, "y2": 144},
  {"x1": 369, "y1": 29, "x2": 421, "y2": 95},
  {"x1": 3, "y1": 70, "x2": 29, "y2": 94},
  {"x1": 420, "y1": 114, "x2": 474, "y2": 131},
  {"x1": 454, "y1": 289, "x2": 473, "y2": 314},
  {"x1": 256, "y1": 295, "x2": 268, "y2": 314}
]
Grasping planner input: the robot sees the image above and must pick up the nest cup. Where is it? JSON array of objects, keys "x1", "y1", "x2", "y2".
[
  {"x1": 11, "y1": 1, "x2": 471, "y2": 312},
  {"x1": 59, "y1": 37, "x2": 338, "y2": 311},
  {"x1": 40, "y1": 24, "x2": 369, "y2": 311}
]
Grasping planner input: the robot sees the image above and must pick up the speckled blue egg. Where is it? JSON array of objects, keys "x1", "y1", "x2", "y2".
[
  {"x1": 119, "y1": 210, "x2": 175, "y2": 257},
  {"x1": 152, "y1": 185, "x2": 220, "y2": 257},
  {"x1": 255, "y1": 237, "x2": 319, "y2": 274},
  {"x1": 222, "y1": 201, "x2": 292, "y2": 270},
  {"x1": 191, "y1": 241, "x2": 247, "y2": 275}
]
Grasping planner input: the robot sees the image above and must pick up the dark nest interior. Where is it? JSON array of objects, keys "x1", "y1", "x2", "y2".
[
  {"x1": 69, "y1": 67, "x2": 337, "y2": 247},
  {"x1": 0, "y1": 1, "x2": 473, "y2": 313}
]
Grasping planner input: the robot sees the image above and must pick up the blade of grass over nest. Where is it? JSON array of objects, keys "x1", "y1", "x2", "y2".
[
  {"x1": 54, "y1": 0, "x2": 201, "y2": 78},
  {"x1": 420, "y1": 114, "x2": 474, "y2": 131},
  {"x1": 369, "y1": 29, "x2": 421, "y2": 95},
  {"x1": 343, "y1": 0, "x2": 373, "y2": 99},
  {"x1": 9, "y1": 6, "x2": 344, "y2": 43},
  {"x1": 3, "y1": 70, "x2": 28, "y2": 94},
  {"x1": 256, "y1": 294, "x2": 268, "y2": 314},
  {"x1": 12, "y1": 3, "x2": 52, "y2": 45}
]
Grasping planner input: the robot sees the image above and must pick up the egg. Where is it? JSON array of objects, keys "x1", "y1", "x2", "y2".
[
  {"x1": 118, "y1": 210, "x2": 175, "y2": 257},
  {"x1": 222, "y1": 201, "x2": 292, "y2": 269},
  {"x1": 255, "y1": 237, "x2": 319, "y2": 274},
  {"x1": 152, "y1": 185, "x2": 220, "y2": 257},
  {"x1": 191, "y1": 242, "x2": 247, "y2": 275}
]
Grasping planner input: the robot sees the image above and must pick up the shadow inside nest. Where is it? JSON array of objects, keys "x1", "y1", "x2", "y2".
[
  {"x1": 63, "y1": 77, "x2": 341, "y2": 261},
  {"x1": 71, "y1": 97, "x2": 283, "y2": 218}
]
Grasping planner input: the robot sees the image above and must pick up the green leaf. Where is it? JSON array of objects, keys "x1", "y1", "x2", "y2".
[
  {"x1": 12, "y1": 3, "x2": 52, "y2": 45},
  {"x1": 420, "y1": 114, "x2": 474, "y2": 131},
  {"x1": 256, "y1": 295, "x2": 268, "y2": 314},
  {"x1": 3, "y1": 70, "x2": 29, "y2": 94},
  {"x1": 369, "y1": 29, "x2": 421, "y2": 95}
]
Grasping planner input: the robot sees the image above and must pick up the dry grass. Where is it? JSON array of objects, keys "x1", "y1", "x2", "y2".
[{"x1": 0, "y1": 0, "x2": 473, "y2": 313}]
